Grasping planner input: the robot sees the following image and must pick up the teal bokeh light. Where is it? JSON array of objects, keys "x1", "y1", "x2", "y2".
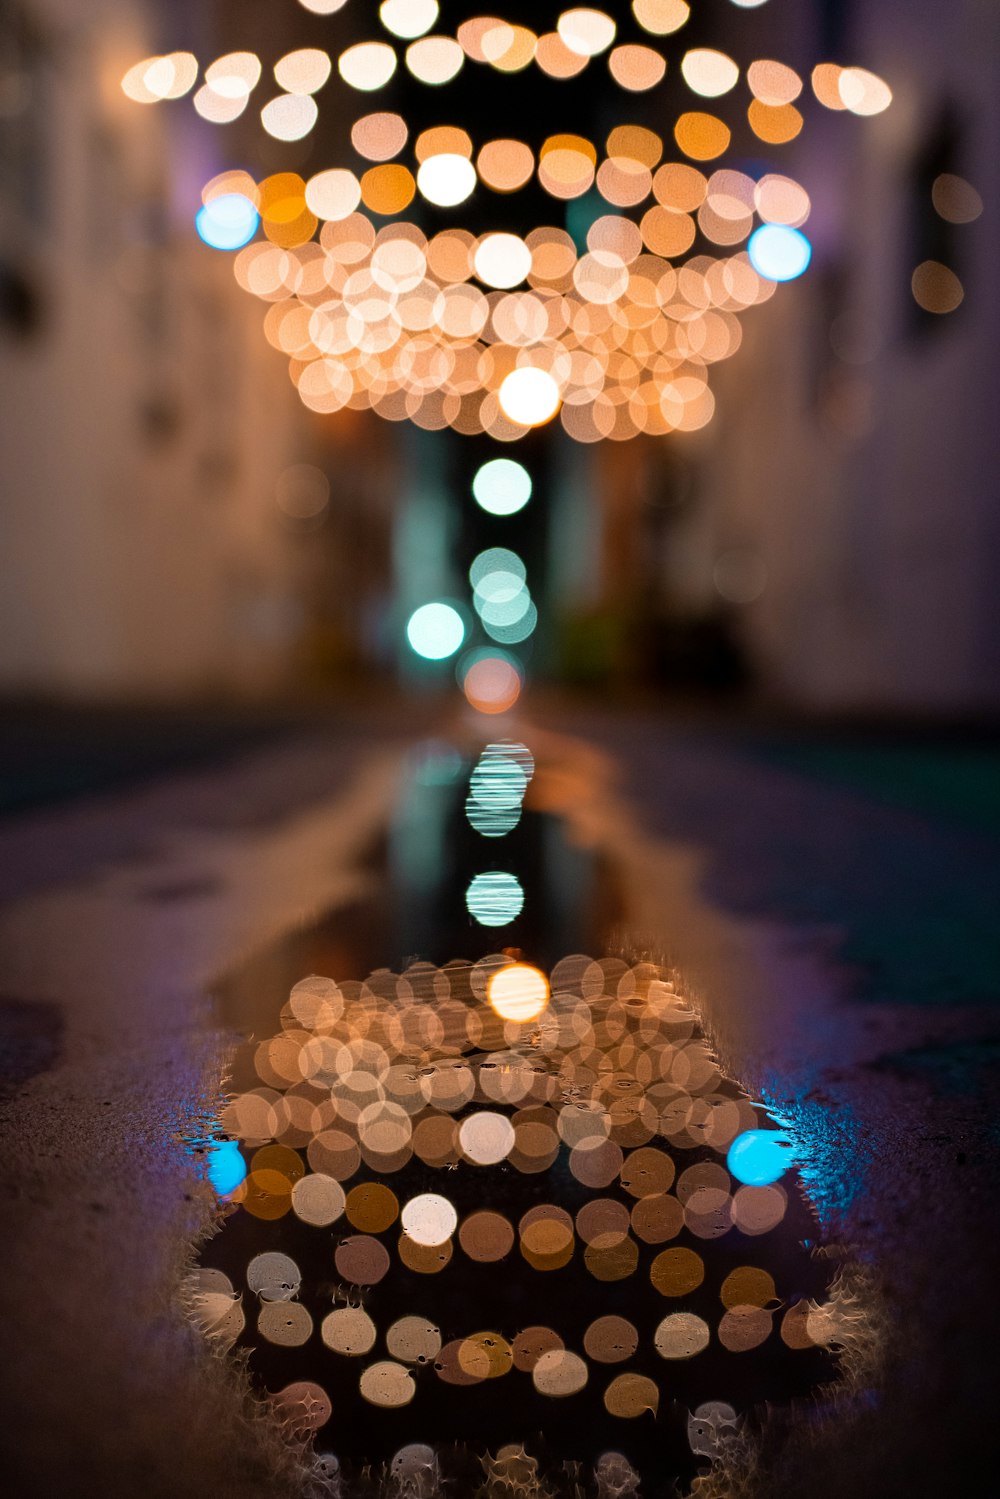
[
  {"x1": 196, "y1": 193, "x2": 259, "y2": 250},
  {"x1": 727, "y1": 1128, "x2": 795, "y2": 1185},
  {"x1": 472, "y1": 458, "x2": 532, "y2": 516},
  {"x1": 406, "y1": 602, "x2": 465, "y2": 660},
  {"x1": 748, "y1": 225, "x2": 812, "y2": 282},
  {"x1": 206, "y1": 1139, "x2": 247, "y2": 1196}
]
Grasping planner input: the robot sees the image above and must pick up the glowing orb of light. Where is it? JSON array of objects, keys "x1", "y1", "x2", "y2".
[
  {"x1": 558, "y1": 8, "x2": 617, "y2": 58},
  {"x1": 473, "y1": 458, "x2": 532, "y2": 516},
  {"x1": 727, "y1": 1128, "x2": 795, "y2": 1185},
  {"x1": 487, "y1": 962, "x2": 550, "y2": 1023},
  {"x1": 417, "y1": 153, "x2": 477, "y2": 207},
  {"x1": 206, "y1": 1139, "x2": 247, "y2": 1195},
  {"x1": 401, "y1": 1192, "x2": 458, "y2": 1246},
  {"x1": 462, "y1": 654, "x2": 523, "y2": 714},
  {"x1": 498, "y1": 367, "x2": 561, "y2": 426},
  {"x1": 458, "y1": 1110, "x2": 517, "y2": 1164},
  {"x1": 474, "y1": 232, "x2": 532, "y2": 289},
  {"x1": 380, "y1": 0, "x2": 439, "y2": 39},
  {"x1": 406, "y1": 602, "x2": 465, "y2": 659},
  {"x1": 465, "y1": 870, "x2": 525, "y2": 926},
  {"x1": 747, "y1": 224, "x2": 811, "y2": 281},
  {"x1": 195, "y1": 193, "x2": 259, "y2": 250}
]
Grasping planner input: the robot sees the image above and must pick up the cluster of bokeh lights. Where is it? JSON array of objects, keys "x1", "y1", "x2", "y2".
[
  {"x1": 129, "y1": 2, "x2": 895, "y2": 445},
  {"x1": 191, "y1": 952, "x2": 840, "y2": 1478}
]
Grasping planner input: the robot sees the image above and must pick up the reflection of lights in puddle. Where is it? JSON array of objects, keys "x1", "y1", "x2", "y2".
[
  {"x1": 465, "y1": 870, "x2": 525, "y2": 925},
  {"x1": 488, "y1": 962, "x2": 550, "y2": 1022},
  {"x1": 193, "y1": 953, "x2": 853, "y2": 1486},
  {"x1": 466, "y1": 741, "x2": 534, "y2": 836},
  {"x1": 401, "y1": 1192, "x2": 458, "y2": 1245}
]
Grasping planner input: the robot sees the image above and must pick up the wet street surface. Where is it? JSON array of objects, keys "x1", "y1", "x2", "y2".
[{"x1": 1, "y1": 703, "x2": 998, "y2": 1497}]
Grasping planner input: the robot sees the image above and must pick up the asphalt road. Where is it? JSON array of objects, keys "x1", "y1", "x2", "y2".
[{"x1": 1, "y1": 701, "x2": 997, "y2": 1497}]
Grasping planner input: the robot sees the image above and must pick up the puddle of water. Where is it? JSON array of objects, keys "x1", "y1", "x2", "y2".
[{"x1": 193, "y1": 740, "x2": 844, "y2": 1496}]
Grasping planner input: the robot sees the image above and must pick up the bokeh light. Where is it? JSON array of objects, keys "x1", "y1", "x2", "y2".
[
  {"x1": 417, "y1": 154, "x2": 477, "y2": 207},
  {"x1": 487, "y1": 963, "x2": 550, "y2": 1023},
  {"x1": 727, "y1": 1129, "x2": 795, "y2": 1185},
  {"x1": 465, "y1": 871, "x2": 525, "y2": 925},
  {"x1": 206, "y1": 1139, "x2": 247, "y2": 1195},
  {"x1": 498, "y1": 368, "x2": 561, "y2": 426},
  {"x1": 195, "y1": 194, "x2": 260, "y2": 250},
  {"x1": 748, "y1": 225, "x2": 812, "y2": 281},
  {"x1": 380, "y1": 0, "x2": 439, "y2": 39},
  {"x1": 473, "y1": 458, "x2": 532, "y2": 516},
  {"x1": 406, "y1": 602, "x2": 465, "y2": 659}
]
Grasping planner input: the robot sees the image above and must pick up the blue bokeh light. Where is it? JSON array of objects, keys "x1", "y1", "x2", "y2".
[
  {"x1": 748, "y1": 225, "x2": 812, "y2": 282},
  {"x1": 196, "y1": 193, "x2": 260, "y2": 251},
  {"x1": 727, "y1": 1128, "x2": 795, "y2": 1185},
  {"x1": 206, "y1": 1139, "x2": 247, "y2": 1196}
]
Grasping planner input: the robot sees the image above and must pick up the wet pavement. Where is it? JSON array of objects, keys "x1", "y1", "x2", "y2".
[{"x1": 0, "y1": 701, "x2": 997, "y2": 1497}]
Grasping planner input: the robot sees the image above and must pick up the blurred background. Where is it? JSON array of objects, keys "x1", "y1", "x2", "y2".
[{"x1": 0, "y1": 0, "x2": 996, "y2": 736}]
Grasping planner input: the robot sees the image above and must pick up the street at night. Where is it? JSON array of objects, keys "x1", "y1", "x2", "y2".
[{"x1": 1, "y1": 2, "x2": 998, "y2": 1496}]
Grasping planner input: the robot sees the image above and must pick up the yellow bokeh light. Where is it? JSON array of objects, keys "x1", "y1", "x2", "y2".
[
  {"x1": 477, "y1": 139, "x2": 535, "y2": 193},
  {"x1": 607, "y1": 125, "x2": 663, "y2": 169},
  {"x1": 305, "y1": 168, "x2": 362, "y2": 221},
  {"x1": 474, "y1": 233, "x2": 532, "y2": 289},
  {"x1": 681, "y1": 49, "x2": 739, "y2": 98},
  {"x1": 380, "y1": 0, "x2": 439, "y2": 40},
  {"x1": 747, "y1": 58, "x2": 802, "y2": 106},
  {"x1": 417, "y1": 153, "x2": 477, "y2": 207},
  {"x1": 339, "y1": 42, "x2": 398, "y2": 92},
  {"x1": 535, "y1": 32, "x2": 589, "y2": 78},
  {"x1": 202, "y1": 169, "x2": 259, "y2": 207},
  {"x1": 838, "y1": 66, "x2": 892, "y2": 115},
  {"x1": 748, "y1": 100, "x2": 803, "y2": 144},
  {"x1": 609, "y1": 44, "x2": 666, "y2": 92},
  {"x1": 484, "y1": 25, "x2": 538, "y2": 72},
  {"x1": 653, "y1": 161, "x2": 707, "y2": 211},
  {"x1": 193, "y1": 85, "x2": 247, "y2": 124},
  {"x1": 351, "y1": 112, "x2": 408, "y2": 161},
  {"x1": 558, "y1": 8, "x2": 617, "y2": 58},
  {"x1": 361, "y1": 164, "x2": 416, "y2": 216},
  {"x1": 911, "y1": 260, "x2": 964, "y2": 314},
  {"x1": 487, "y1": 963, "x2": 550, "y2": 1023},
  {"x1": 261, "y1": 94, "x2": 318, "y2": 141},
  {"x1": 632, "y1": 0, "x2": 689, "y2": 35},
  {"x1": 415, "y1": 126, "x2": 473, "y2": 162},
  {"x1": 674, "y1": 112, "x2": 731, "y2": 161},
  {"x1": 932, "y1": 174, "x2": 983, "y2": 224},
  {"x1": 122, "y1": 52, "x2": 199, "y2": 103},
  {"x1": 205, "y1": 52, "x2": 261, "y2": 99},
  {"x1": 499, "y1": 367, "x2": 561, "y2": 427},
  {"x1": 458, "y1": 18, "x2": 511, "y2": 63},
  {"x1": 274, "y1": 49, "x2": 332, "y2": 95},
  {"x1": 811, "y1": 63, "x2": 846, "y2": 110},
  {"x1": 406, "y1": 36, "x2": 464, "y2": 85}
]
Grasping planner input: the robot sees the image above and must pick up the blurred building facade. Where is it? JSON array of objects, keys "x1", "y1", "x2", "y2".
[
  {"x1": 655, "y1": 0, "x2": 1000, "y2": 713},
  {"x1": 0, "y1": 0, "x2": 323, "y2": 698},
  {"x1": 2, "y1": 1, "x2": 996, "y2": 714}
]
